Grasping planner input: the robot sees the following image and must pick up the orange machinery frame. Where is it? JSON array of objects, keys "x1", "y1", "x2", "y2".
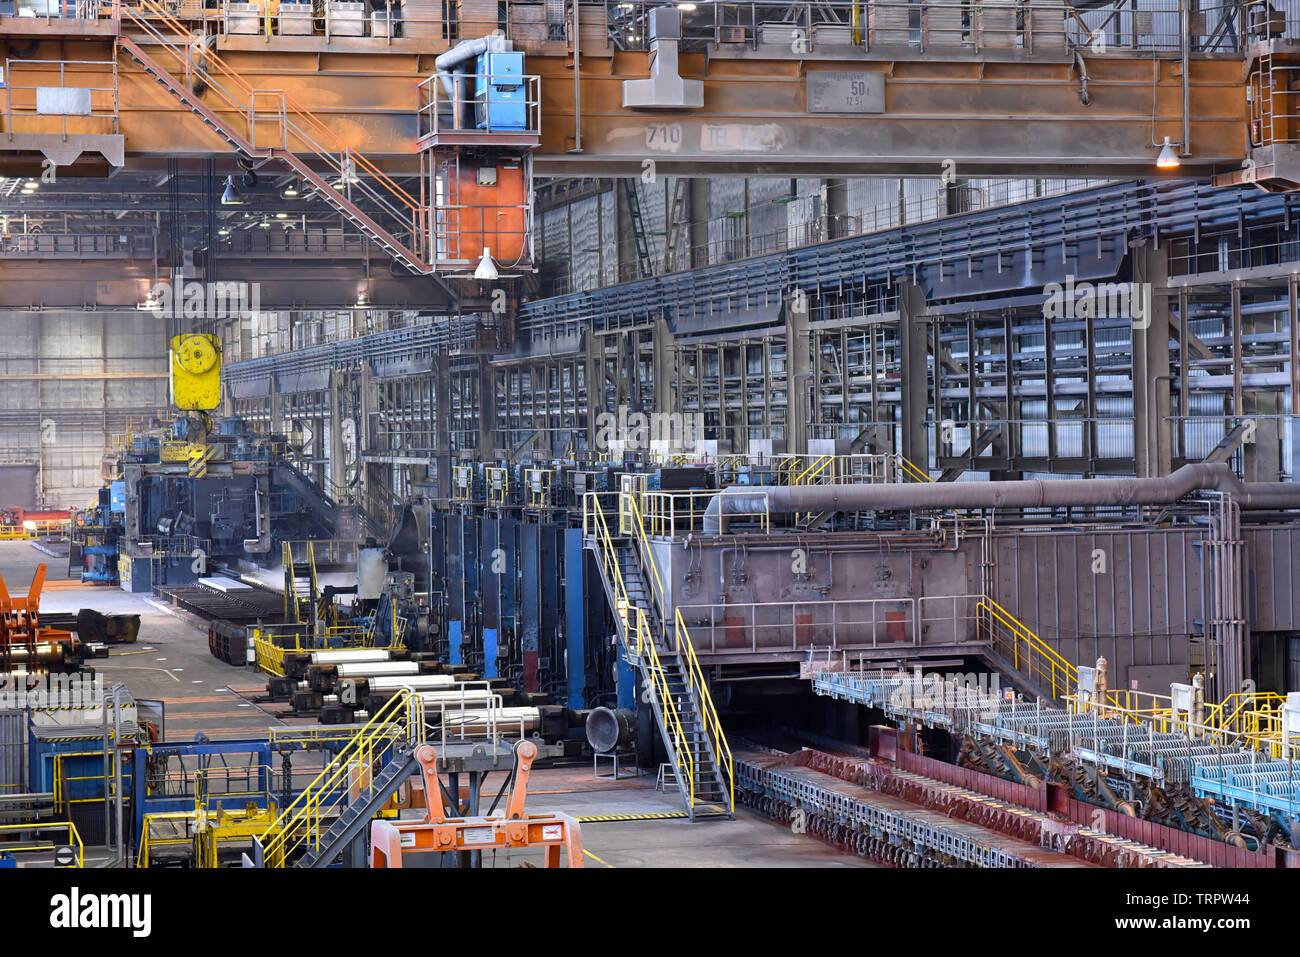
[
  {"x1": 370, "y1": 740, "x2": 583, "y2": 868},
  {"x1": 0, "y1": 563, "x2": 77, "y2": 673}
]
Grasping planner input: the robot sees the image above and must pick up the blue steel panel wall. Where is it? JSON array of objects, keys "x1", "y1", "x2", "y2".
[{"x1": 564, "y1": 528, "x2": 587, "y2": 710}]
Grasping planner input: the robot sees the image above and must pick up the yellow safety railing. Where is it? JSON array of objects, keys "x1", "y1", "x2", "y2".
[
  {"x1": 136, "y1": 811, "x2": 194, "y2": 868},
  {"x1": 1063, "y1": 687, "x2": 1290, "y2": 757},
  {"x1": 629, "y1": 604, "x2": 697, "y2": 806},
  {"x1": 978, "y1": 597, "x2": 1078, "y2": 702},
  {"x1": 282, "y1": 541, "x2": 302, "y2": 622},
  {"x1": 793, "y1": 454, "x2": 835, "y2": 485},
  {"x1": 253, "y1": 629, "x2": 290, "y2": 676},
  {"x1": 282, "y1": 540, "x2": 350, "y2": 629},
  {"x1": 0, "y1": 519, "x2": 71, "y2": 540},
  {"x1": 0, "y1": 821, "x2": 83, "y2": 867},
  {"x1": 979, "y1": 597, "x2": 1293, "y2": 754},
  {"x1": 624, "y1": 492, "x2": 734, "y2": 814},
  {"x1": 252, "y1": 615, "x2": 406, "y2": 677},
  {"x1": 895, "y1": 454, "x2": 934, "y2": 483},
  {"x1": 51, "y1": 749, "x2": 125, "y2": 817},
  {"x1": 674, "y1": 607, "x2": 734, "y2": 813},
  {"x1": 586, "y1": 492, "x2": 729, "y2": 813},
  {"x1": 1205, "y1": 691, "x2": 1288, "y2": 737},
  {"x1": 258, "y1": 689, "x2": 423, "y2": 867}
]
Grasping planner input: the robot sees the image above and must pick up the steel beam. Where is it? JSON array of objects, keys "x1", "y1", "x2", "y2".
[{"x1": 3, "y1": 39, "x2": 1247, "y2": 178}]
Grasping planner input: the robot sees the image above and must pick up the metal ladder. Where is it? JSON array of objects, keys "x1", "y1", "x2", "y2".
[
  {"x1": 661, "y1": 177, "x2": 688, "y2": 273},
  {"x1": 621, "y1": 178, "x2": 653, "y2": 279}
]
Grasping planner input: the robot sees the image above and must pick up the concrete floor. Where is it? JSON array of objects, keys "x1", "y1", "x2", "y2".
[
  {"x1": 511, "y1": 765, "x2": 876, "y2": 868},
  {"x1": 5, "y1": 539, "x2": 869, "y2": 867},
  {"x1": 2, "y1": 539, "x2": 296, "y2": 740}
]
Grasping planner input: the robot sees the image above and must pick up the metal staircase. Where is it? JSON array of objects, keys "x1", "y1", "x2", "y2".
[
  {"x1": 585, "y1": 493, "x2": 733, "y2": 821},
  {"x1": 281, "y1": 541, "x2": 321, "y2": 627},
  {"x1": 113, "y1": 0, "x2": 430, "y2": 274},
  {"x1": 296, "y1": 748, "x2": 420, "y2": 868},
  {"x1": 976, "y1": 596, "x2": 1079, "y2": 704},
  {"x1": 258, "y1": 690, "x2": 424, "y2": 867},
  {"x1": 273, "y1": 460, "x2": 388, "y2": 540}
]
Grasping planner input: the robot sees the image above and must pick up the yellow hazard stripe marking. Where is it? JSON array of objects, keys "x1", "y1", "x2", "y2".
[{"x1": 576, "y1": 812, "x2": 689, "y2": 823}]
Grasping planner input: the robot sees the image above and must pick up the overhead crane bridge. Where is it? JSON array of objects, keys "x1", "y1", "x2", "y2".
[{"x1": 1, "y1": 0, "x2": 1297, "y2": 277}]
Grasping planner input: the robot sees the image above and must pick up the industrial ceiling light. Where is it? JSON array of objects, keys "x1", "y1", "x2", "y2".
[
  {"x1": 474, "y1": 246, "x2": 499, "y2": 281},
  {"x1": 275, "y1": 212, "x2": 288, "y2": 219},
  {"x1": 281, "y1": 182, "x2": 300, "y2": 199},
  {"x1": 678, "y1": 2, "x2": 697, "y2": 9},
  {"x1": 1156, "y1": 136, "x2": 1181, "y2": 169},
  {"x1": 220, "y1": 175, "x2": 243, "y2": 205}
]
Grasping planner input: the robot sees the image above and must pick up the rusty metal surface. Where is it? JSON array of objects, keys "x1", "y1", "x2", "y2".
[
  {"x1": 737, "y1": 745, "x2": 1232, "y2": 867},
  {"x1": 899, "y1": 747, "x2": 1271, "y2": 868},
  {"x1": 1062, "y1": 798, "x2": 1272, "y2": 869},
  {"x1": 737, "y1": 748, "x2": 1102, "y2": 867},
  {"x1": 6, "y1": 28, "x2": 1246, "y2": 177}
]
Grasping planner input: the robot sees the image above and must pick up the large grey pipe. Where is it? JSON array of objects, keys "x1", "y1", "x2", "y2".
[{"x1": 701, "y1": 463, "x2": 1300, "y2": 534}]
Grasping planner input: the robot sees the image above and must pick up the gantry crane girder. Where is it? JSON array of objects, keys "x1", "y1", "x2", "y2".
[{"x1": 0, "y1": 12, "x2": 1251, "y2": 182}]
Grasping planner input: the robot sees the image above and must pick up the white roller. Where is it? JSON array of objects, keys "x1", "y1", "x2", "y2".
[
  {"x1": 309, "y1": 649, "x2": 393, "y2": 665},
  {"x1": 414, "y1": 688, "x2": 498, "y2": 705},
  {"x1": 365, "y1": 675, "x2": 460, "y2": 693},
  {"x1": 442, "y1": 706, "x2": 541, "y2": 734},
  {"x1": 334, "y1": 661, "x2": 427, "y2": 679}
]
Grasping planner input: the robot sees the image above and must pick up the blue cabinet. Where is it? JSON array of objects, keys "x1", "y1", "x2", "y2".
[{"x1": 474, "y1": 51, "x2": 527, "y2": 131}]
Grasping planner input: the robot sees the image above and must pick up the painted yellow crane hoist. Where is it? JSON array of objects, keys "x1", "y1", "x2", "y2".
[{"x1": 169, "y1": 333, "x2": 222, "y2": 413}]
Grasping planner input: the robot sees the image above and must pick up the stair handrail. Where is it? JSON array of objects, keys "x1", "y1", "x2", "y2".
[
  {"x1": 895, "y1": 453, "x2": 934, "y2": 484},
  {"x1": 114, "y1": 0, "x2": 425, "y2": 257},
  {"x1": 281, "y1": 540, "x2": 298, "y2": 622},
  {"x1": 583, "y1": 492, "x2": 633, "y2": 636},
  {"x1": 794, "y1": 454, "x2": 834, "y2": 486},
  {"x1": 977, "y1": 596, "x2": 1077, "y2": 701},
  {"x1": 584, "y1": 493, "x2": 698, "y2": 807},
  {"x1": 258, "y1": 688, "x2": 422, "y2": 866},
  {"x1": 626, "y1": 492, "x2": 734, "y2": 814},
  {"x1": 674, "y1": 607, "x2": 734, "y2": 814},
  {"x1": 632, "y1": 605, "x2": 697, "y2": 804}
]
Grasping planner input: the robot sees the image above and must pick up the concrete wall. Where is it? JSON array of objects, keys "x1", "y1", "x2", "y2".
[{"x1": 0, "y1": 310, "x2": 167, "y2": 508}]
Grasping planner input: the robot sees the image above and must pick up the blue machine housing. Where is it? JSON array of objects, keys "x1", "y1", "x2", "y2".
[{"x1": 474, "y1": 50, "x2": 527, "y2": 131}]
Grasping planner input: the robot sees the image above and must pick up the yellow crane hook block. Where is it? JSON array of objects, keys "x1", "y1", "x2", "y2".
[{"x1": 169, "y1": 333, "x2": 222, "y2": 411}]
